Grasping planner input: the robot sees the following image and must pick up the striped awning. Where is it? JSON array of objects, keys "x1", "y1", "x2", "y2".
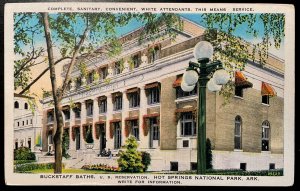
[
  {"x1": 261, "y1": 82, "x2": 277, "y2": 96},
  {"x1": 173, "y1": 75, "x2": 183, "y2": 88},
  {"x1": 143, "y1": 113, "x2": 160, "y2": 118},
  {"x1": 235, "y1": 71, "x2": 253, "y2": 89},
  {"x1": 145, "y1": 82, "x2": 160, "y2": 89}
]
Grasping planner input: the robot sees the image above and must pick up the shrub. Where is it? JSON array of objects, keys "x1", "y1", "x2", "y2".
[
  {"x1": 14, "y1": 160, "x2": 36, "y2": 165},
  {"x1": 62, "y1": 130, "x2": 71, "y2": 159},
  {"x1": 81, "y1": 164, "x2": 121, "y2": 172},
  {"x1": 117, "y1": 136, "x2": 144, "y2": 173},
  {"x1": 14, "y1": 147, "x2": 36, "y2": 160},
  {"x1": 15, "y1": 162, "x2": 65, "y2": 172},
  {"x1": 141, "y1": 151, "x2": 151, "y2": 172},
  {"x1": 206, "y1": 138, "x2": 213, "y2": 169},
  {"x1": 206, "y1": 169, "x2": 283, "y2": 176}
]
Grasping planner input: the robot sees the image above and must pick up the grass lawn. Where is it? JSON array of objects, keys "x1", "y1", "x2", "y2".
[{"x1": 29, "y1": 169, "x2": 115, "y2": 174}]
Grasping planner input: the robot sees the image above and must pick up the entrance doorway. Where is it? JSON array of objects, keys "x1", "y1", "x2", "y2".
[
  {"x1": 99, "y1": 124, "x2": 106, "y2": 151},
  {"x1": 75, "y1": 128, "x2": 80, "y2": 150}
]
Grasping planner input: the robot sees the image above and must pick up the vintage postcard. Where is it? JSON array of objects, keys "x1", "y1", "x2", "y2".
[{"x1": 4, "y1": 2, "x2": 295, "y2": 186}]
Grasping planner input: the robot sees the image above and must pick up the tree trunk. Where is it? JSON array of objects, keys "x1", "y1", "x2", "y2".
[
  {"x1": 53, "y1": 107, "x2": 64, "y2": 173},
  {"x1": 42, "y1": 12, "x2": 63, "y2": 173}
]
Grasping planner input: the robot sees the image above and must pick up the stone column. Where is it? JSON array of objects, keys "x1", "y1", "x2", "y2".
[
  {"x1": 139, "y1": 86, "x2": 148, "y2": 149},
  {"x1": 122, "y1": 90, "x2": 129, "y2": 145},
  {"x1": 69, "y1": 106, "x2": 75, "y2": 154},
  {"x1": 93, "y1": 97, "x2": 100, "y2": 151},
  {"x1": 106, "y1": 94, "x2": 113, "y2": 150},
  {"x1": 80, "y1": 101, "x2": 86, "y2": 150}
]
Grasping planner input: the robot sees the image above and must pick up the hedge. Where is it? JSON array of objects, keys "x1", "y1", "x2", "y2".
[
  {"x1": 206, "y1": 169, "x2": 283, "y2": 176},
  {"x1": 14, "y1": 160, "x2": 36, "y2": 165},
  {"x1": 15, "y1": 162, "x2": 65, "y2": 172}
]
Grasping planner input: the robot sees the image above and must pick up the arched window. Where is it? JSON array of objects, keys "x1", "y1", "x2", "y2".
[
  {"x1": 262, "y1": 121, "x2": 270, "y2": 151},
  {"x1": 24, "y1": 103, "x2": 28, "y2": 110},
  {"x1": 234, "y1": 116, "x2": 242, "y2": 150},
  {"x1": 14, "y1": 101, "x2": 19, "y2": 108}
]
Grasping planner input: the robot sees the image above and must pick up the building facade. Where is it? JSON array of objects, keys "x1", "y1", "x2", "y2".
[
  {"x1": 41, "y1": 19, "x2": 284, "y2": 171},
  {"x1": 14, "y1": 94, "x2": 43, "y2": 153}
]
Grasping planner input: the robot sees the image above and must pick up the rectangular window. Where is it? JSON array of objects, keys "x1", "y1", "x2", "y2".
[
  {"x1": 26, "y1": 120, "x2": 28, "y2": 125},
  {"x1": 76, "y1": 77, "x2": 81, "y2": 89},
  {"x1": 47, "y1": 112, "x2": 54, "y2": 123},
  {"x1": 269, "y1": 163, "x2": 275, "y2": 170},
  {"x1": 132, "y1": 55, "x2": 140, "y2": 68},
  {"x1": 63, "y1": 110, "x2": 70, "y2": 121},
  {"x1": 114, "y1": 96, "x2": 122, "y2": 111},
  {"x1": 262, "y1": 127, "x2": 270, "y2": 151},
  {"x1": 28, "y1": 138, "x2": 31, "y2": 149},
  {"x1": 235, "y1": 87, "x2": 243, "y2": 97},
  {"x1": 100, "y1": 67, "x2": 108, "y2": 80},
  {"x1": 234, "y1": 125, "x2": 242, "y2": 150},
  {"x1": 48, "y1": 133, "x2": 53, "y2": 144},
  {"x1": 114, "y1": 61, "x2": 122, "y2": 75},
  {"x1": 30, "y1": 119, "x2": 32, "y2": 124},
  {"x1": 262, "y1": 95, "x2": 269, "y2": 104},
  {"x1": 240, "y1": 163, "x2": 247, "y2": 171},
  {"x1": 190, "y1": 162, "x2": 197, "y2": 170},
  {"x1": 183, "y1": 140, "x2": 189, "y2": 147},
  {"x1": 129, "y1": 92, "x2": 140, "y2": 108},
  {"x1": 99, "y1": 99, "x2": 107, "y2": 113},
  {"x1": 176, "y1": 85, "x2": 197, "y2": 99},
  {"x1": 131, "y1": 120, "x2": 139, "y2": 140},
  {"x1": 86, "y1": 102, "x2": 93, "y2": 117},
  {"x1": 181, "y1": 112, "x2": 196, "y2": 136},
  {"x1": 87, "y1": 72, "x2": 94, "y2": 84},
  {"x1": 170, "y1": 162, "x2": 178, "y2": 171},
  {"x1": 74, "y1": 109, "x2": 81, "y2": 119},
  {"x1": 22, "y1": 121, "x2": 24, "y2": 126},
  {"x1": 114, "y1": 122, "x2": 122, "y2": 149},
  {"x1": 147, "y1": 87, "x2": 160, "y2": 104},
  {"x1": 17, "y1": 122, "x2": 19, "y2": 126}
]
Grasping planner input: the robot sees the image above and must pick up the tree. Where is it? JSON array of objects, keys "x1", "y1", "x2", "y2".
[
  {"x1": 14, "y1": 13, "x2": 284, "y2": 173},
  {"x1": 206, "y1": 138, "x2": 213, "y2": 170},
  {"x1": 14, "y1": 12, "x2": 182, "y2": 173},
  {"x1": 117, "y1": 136, "x2": 144, "y2": 173}
]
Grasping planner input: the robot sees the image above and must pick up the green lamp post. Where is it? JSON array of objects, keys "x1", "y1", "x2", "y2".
[{"x1": 181, "y1": 41, "x2": 230, "y2": 174}]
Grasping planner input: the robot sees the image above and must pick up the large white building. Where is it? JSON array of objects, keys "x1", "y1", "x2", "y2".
[
  {"x1": 41, "y1": 18, "x2": 284, "y2": 171},
  {"x1": 14, "y1": 94, "x2": 43, "y2": 153}
]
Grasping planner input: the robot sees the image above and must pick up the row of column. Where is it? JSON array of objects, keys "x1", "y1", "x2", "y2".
[{"x1": 66, "y1": 86, "x2": 152, "y2": 152}]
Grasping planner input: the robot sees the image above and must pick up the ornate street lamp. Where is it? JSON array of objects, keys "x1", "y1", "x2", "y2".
[{"x1": 181, "y1": 41, "x2": 230, "y2": 174}]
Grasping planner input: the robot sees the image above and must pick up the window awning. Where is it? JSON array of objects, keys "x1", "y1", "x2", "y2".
[
  {"x1": 125, "y1": 116, "x2": 139, "y2": 121},
  {"x1": 95, "y1": 120, "x2": 106, "y2": 125},
  {"x1": 261, "y1": 82, "x2": 277, "y2": 96},
  {"x1": 62, "y1": 105, "x2": 70, "y2": 110},
  {"x1": 173, "y1": 75, "x2": 182, "y2": 88},
  {"x1": 112, "y1": 92, "x2": 122, "y2": 97},
  {"x1": 109, "y1": 119, "x2": 121, "y2": 123},
  {"x1": 143, "y1": 113, "x2": 160, "y2": 118},
  {"x1": 145, "y1": 82, "x2": 160, "y2": 89},
  {"x1": 126, "y1": 87, "x2": 139, "y2": 94},
  {"x1": 235, "y1": 71, "x2": 253, "y2": 89},
  {"x1": 175, "y1": 107, "x2": 196, "y2": 113},
  {"x1": 98, "y1": 96, "x2": 107, "y2": 101}
]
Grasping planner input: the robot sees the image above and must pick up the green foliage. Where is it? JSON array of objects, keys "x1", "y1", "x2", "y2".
[
  {"x1": 85, "y1": 127, "x2": 94, "y2": 143},
  {"x1": 141, "y1": 151, "x2": 151, "y2": 172},
  {"x1": 42, "y1": 88, "x2": 52, "y2": 98},
  {"x1": 201, "y1": 13, "x2": 285, "y2": 105},
  {"x1": 35, "y1": 133, "x2": 42, "y2": 146},
  {"x1": 14, "y1": 160, "x2": 36, "y2": 165},
  {"x1": 62, "y1": 130, "x2": 70, "y2": 159},
  {"x1": 81, "y1": 164, "x2": 121, "y2": 172},
  {"x1": 77, "y1": 62, "x2": 88, "y2": 78},
  {"x1": 206, "y1": 138, "x2": 213, "y2": 170},
  {"x1": 15, "y1": 162, "x2": 65, "y2": 172},
  {"x1": 14, "y1": 147, "x2": 36, "y2": 160},
  {"x1": 117, "y1": 136, "x2": 144, "y2": 173}
]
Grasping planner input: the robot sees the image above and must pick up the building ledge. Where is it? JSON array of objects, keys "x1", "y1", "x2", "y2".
[
  {"x1": 261, "y1": 103, "x2": 270, "y2": 107},
  {"x1": 234, "y1": 95, "x2": 244, "y2": 100},
  {"x1": 233, "y1": 149, "x2": 244, "y2": 152},
  {"x1": 147, "y1": 103, "x2": 160, "y2": 108},
  {"x1": 175, "y1": 95, "x2": 197, "y2": 103}
]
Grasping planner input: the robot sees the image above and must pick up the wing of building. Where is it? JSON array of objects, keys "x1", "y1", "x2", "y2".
[
  {"x1": 41, "y1": 18, "x2": 284, "y2": 171},
  {"x1": 14, "y1": 93, "x2": 43, "y2": 153}
]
